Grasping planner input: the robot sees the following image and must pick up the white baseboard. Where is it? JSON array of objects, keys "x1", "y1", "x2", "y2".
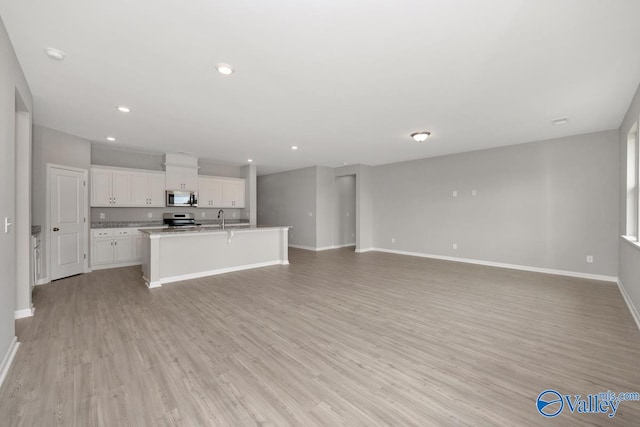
[
  {"x1": 355, "y1": 247, "x2": 374, "y2": 253},
  {"x1": 91, "y1": 260, "x2": 142, "y2": 271},
  {"x1": 145, "y1": 260, "x2": 285, "y2": 288},
  {"x1": 617, "y1": 279, "x2": 640, "y2": 331},
  {"x1": 369, "y1": 248, "x2": 618, "y2": 283},
  {"x1": 290, "y1": 243, "x2": 356, "y2": 252},
  {"x1": 35, "y1": 278, "x2": 50, "y2": 286},
  {"x1": 0, "y1": 337, "x2": 19, "y2": 389},
  {"x1": 14, "y1": 305, "x2": 34, "y2": 319}
]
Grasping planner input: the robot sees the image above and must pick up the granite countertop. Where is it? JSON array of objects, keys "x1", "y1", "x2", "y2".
[
  {"x1": 140, "y1": 225, "x2": 290, "y2": 236},
  {"x1": 31, "y1": 225, "x2": 41, "y2": 235},
  {"x1": 91, "y1": 219, "x2": 249, "y2": 229}
]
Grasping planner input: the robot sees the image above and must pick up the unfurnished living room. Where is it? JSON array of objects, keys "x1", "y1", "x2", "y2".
[{"x1": 1, "y1": 0, "x2": 640, "y2": 425}]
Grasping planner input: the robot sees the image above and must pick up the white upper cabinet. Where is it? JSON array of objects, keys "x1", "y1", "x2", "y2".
[
  {"x1": 197, "y1": 176, "x2": 245, "y2": 208},
  {"x1": 91, "y1": 166, "x2": 166, "y2": 207},
  {"x1": 222, "y1": 179, "x2": 245, "y2": 208},
  {"x1": 165, "y1": 165, "x2": 198, "y2": 191}
]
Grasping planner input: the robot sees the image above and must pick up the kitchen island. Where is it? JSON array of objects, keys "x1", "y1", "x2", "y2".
[{"x1": 139, "y1": 225, "x2": 290, "y2": 288}]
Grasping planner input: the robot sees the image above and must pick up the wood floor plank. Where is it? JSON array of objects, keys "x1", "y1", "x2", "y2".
[{"x1": 1, "y1": 248, "x2": 639, "y2": 425}]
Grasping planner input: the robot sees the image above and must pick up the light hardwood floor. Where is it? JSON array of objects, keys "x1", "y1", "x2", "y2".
[{"x1": 1, "y1": 248, "x2": 639, "y2": 426}]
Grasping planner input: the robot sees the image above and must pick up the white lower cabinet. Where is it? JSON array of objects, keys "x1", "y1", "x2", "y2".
[{"x1": 91, "y1": 228, "x2": 144, "y2": 269}]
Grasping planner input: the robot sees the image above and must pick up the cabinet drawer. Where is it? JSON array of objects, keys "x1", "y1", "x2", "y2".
[
  {"x1": 114, "y1": 229, "x2": 134, "y2": 236},
  {"x1": 92, "y1": 229, "x2": 114, "y2": 237}
]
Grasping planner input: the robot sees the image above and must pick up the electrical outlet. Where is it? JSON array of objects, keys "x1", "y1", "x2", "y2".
[
  {"x1": 453, "y1": 243, "x2": 457, "y2": 250},
  {"x1": 99, "y1": 212, "x2": 105, "y2": 220},
  {"x1": 452, "y1": 191, "x2": 458, "y2": 197},
  {"x1": 391, "y1": 237, "x2": 396, "y2": 244},
  {"x1": 147, "y1": 212, "x2": 153, "y2": 218},
  {"x1": 201, "y1": 212, "x2": 206, "y2": 218},
  {"x1": 471, "y1": 190, "x2": 477, "y2": 197},
  {"x1": 308, "y1": 212, "x2": 313, "y2": 217},
  {"x1": 232, "y1": 212, "x2": 237, "y2": 218},
  {"x1": 346, "y1": 212, "x2": 350, "y2": 217},
  {"x1": 586, "y1": 255, "x2": 594, "y2": 263}
]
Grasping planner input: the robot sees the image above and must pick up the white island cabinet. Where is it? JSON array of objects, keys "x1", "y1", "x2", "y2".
[{"x1": 140, "y1": 226, "x2": 290, "y2": 288}]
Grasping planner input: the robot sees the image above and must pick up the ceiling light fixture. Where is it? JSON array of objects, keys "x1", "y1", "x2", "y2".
[
  {"x1": 106, "y1": 136, "x2": 117, "y2": 142},
  {"x1": 551, "y1": 117, "x2": 569, "y2": 125},
  {"x1": 44, "y1": 47, "x2": 65, "y2": 61},
  {"x1": 247, "y1": 159, "x2": 253, "y2": 163},
  {"x1": 216, "y1": 63, "x2": 234, "y2": 75},
  {"x1": 291, "y1": 146, "x2": 298, "y2": 150},
  {"x1": 117, "y1": 106, "x2": 131, "y2": 113},
  {"x1": 410, "y1": 131, "x2": 431, "y2": 142}
]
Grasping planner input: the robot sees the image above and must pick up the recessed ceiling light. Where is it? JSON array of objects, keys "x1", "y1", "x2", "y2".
[
  {"x1": 117, "y1": 106, "x2": 131, "y2": 113},
  {"x1": 410, "y1": 131, "x2": 431, "y2": 142},
  {"x1": 106, "y1": 136, "x2": 117, "y2": 142},
  {"x1": 247, "y1": 159, "x2": 253, "y2": 163},
  {"x1": 291, "y1": 146, "x2": 298, "y2": 150},
  {"x1": 44, "y1": 47, "x2": 65, "y2": 61},
  {"x1": 216, "y1": 63, "x2": 234, "y2": 75},
  {"x1": 551, "y1": 117, "x2": 569, "y2": 125}
]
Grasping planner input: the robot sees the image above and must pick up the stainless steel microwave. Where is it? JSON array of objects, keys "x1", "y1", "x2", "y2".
[{"x1": 166, "y1": 190, "x2": 198, "y2": 207}]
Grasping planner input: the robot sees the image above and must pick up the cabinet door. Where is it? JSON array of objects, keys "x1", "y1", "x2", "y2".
[
  {"x1": 130, "y1": 173, "x2": 149, "y2": 206},
  {"x1": 91, "y1": 169, "x2": 112, "y2": 206},
  {"x1": 148, "y1": 174, "x2": 166, "y2": 206},
  {"x1": 113, "y1": 236, "x2": 134, "y2": 262},
  {"x1": 199, "y1": 177, "x2": 223, "y2": 208},
  {"x1": 92, "y1": 238, "x2": 115, "y2": 265},
  {"x1": 222, "y1": 180, "x2": 245, "y2": 208},
  {"x1": 111, "y1": 171, "x2": 131, "y2": 206},
  {"x1": 132, "y1": 235, "x2": 144, "y2": 260}
]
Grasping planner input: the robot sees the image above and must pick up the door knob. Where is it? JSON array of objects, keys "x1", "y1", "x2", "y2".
[{"x1": 53, "y1": 227, "x2": 59, "y2": 232}]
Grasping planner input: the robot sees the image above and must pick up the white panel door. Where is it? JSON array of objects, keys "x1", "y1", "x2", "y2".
[
  {"x1": 149, "y1": 174, "x2": 166, "y2": 206},
  {"x1": 91, "y1": 169, "x2": 112, "y2": 206},
  {"x1": 111, "y1": 171, "x2": 131, "y2": 206},
  {"x1": 50, "y1": 167, "x2": 86, "y2": 280},
  {"x1": 130, "y1": 173, "x2": 149, "y2": 206}
]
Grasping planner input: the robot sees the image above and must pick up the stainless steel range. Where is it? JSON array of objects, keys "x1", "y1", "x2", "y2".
[{"x1": 163, "y1": 212, "x2": 200, "y2": 228}]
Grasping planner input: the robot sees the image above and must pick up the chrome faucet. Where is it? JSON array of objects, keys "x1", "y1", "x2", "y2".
[{"x1": 218, "y1": 209, "x2": 225, "y2": 228}]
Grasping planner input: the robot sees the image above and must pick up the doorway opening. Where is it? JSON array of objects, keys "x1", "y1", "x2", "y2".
[{"x1": 334, "y1": 175, "x2": 356, "y2": 250}]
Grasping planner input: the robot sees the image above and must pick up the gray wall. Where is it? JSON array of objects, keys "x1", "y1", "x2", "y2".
[
  {"x1": 258, "y1": 167, "x2": 318, "y2": 248},
  {"x1": 372, "y1": 130, "x2": 619, "y2": 276},
  {"x1": 619, "y1": 82, "x2": 640, "y2": 319},
  {"x1": 91, "y1": 144, "x2": 164, "y2": 171},
  {"x1": 0, "y1": 16, "x2": 32, "y2": 367},
  {"x1": 32, "y1": 126, "x2": 92, "y2": 280}
]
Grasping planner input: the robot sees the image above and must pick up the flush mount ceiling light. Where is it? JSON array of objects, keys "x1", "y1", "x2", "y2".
[
  {"x1": 106, "y1": 136, "x2": 117, "y2": 142},
  {"x1": 247, "y1": 159, "x2": 253, "y2": 163},
  {"x1": 410, "y1": 131, "x2": 431, "y2": 142},
  {"x1": 291, "y1": 145, "x2": 298, "y2": 150},
  {"x1": 117, "y1": 106, "x2": 131, "y2": 113},
  {"x1": 216, "y1": 63, "x2": 234, "y2": 75},
  {"x1": 44, "y1": 47, "x2": 65, "y2": 61},
  {"x1": 551, "y1": 117, "x2": 569, "y2": 125}
]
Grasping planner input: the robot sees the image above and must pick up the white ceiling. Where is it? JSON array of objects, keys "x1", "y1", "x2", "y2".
[{"x1": 2, "y1": 0, "x2": 640, "y2": 175}]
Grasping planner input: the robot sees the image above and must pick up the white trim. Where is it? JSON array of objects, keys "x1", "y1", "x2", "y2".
[
  {"x1": 144, "y1": 260, "x2": 284, "y2": 288},
  {"x1": 14, "y1": 305, "x2": 34, "y2": 319},
  {"x1": 35, "y1": 277, "x2": 50, "y2": 286},
  {"x1": 0, "y1": 337, "x2": 19, "y2": 389},
  {"x1": 355, "y1": 247, "x2": 374, "y2": 253},
  {"x1": 91, "y1": 260, "x2": 142, "y2": 271},
  {"x1": 288, "y1": 244, "x2": 317, "y2": 251},
  {"x1": 621, "y1": 235, "x2": 640, "y2": 252},
  {"x1": 289, "y1": 243, "x2": 355, "y2": 252},
  {"x1": 369, "y1": 248, "x2": 618, "y2": 283},
  {"x1": 617, "y1": 279, "x2": 640, "y2": 331}
]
